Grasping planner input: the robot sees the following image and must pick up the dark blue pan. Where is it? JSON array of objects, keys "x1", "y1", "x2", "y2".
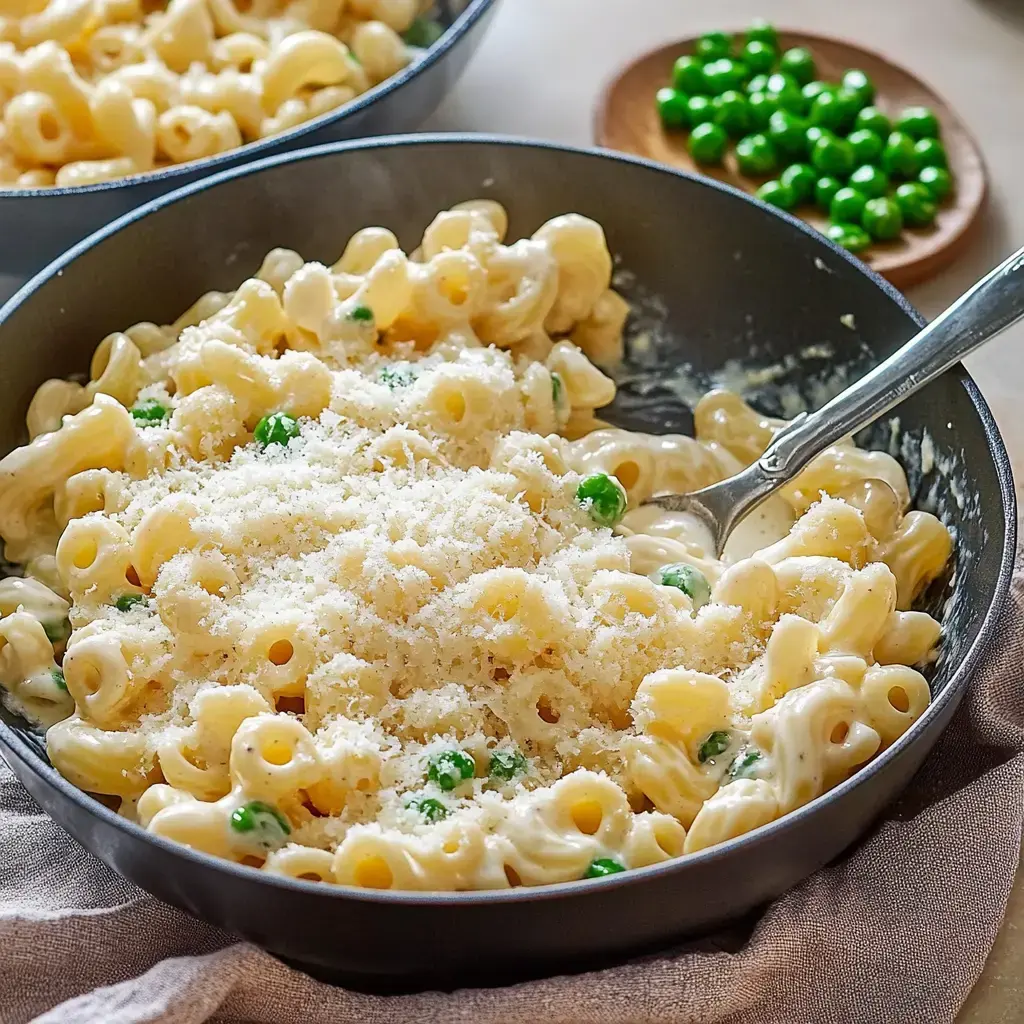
[{"x1": 0, "y1": 136, "x2": 1014, "y2": 992}]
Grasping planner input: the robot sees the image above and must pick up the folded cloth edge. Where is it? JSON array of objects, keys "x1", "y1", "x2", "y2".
[{"x1": 4, "y1": 555, "x2": 1023, "y2": 1024}]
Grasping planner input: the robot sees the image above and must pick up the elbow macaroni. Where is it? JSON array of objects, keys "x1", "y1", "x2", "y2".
[
  {"x1": 0, "y1": 202, "x2": 953, "y2": 891},
  {"x1": 0, "y1": 0, "x2": 429, "y2": 188}
]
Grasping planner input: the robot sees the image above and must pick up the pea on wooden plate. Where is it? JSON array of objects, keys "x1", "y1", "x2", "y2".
[{"x1": 645, "y1": 25, "x2": 962, "y2": 266}]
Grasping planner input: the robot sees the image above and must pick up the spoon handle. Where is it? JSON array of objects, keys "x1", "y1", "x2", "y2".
[{"x1": 758, "y1": 243, "x2": 1024, "y2": 480}]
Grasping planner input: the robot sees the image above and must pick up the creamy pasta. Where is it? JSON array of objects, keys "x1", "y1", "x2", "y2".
[
  {"x1": 0, "y1": 201, "x2": 953, "y2": 890},
  {"x1": 0, "y1": 0, "x2": 437, "y2": 188}
]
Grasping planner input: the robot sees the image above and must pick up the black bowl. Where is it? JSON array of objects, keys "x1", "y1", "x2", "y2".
[
  {"x1": 0, "y1": 136, "x2": 1015, "y2": 993},
  {"x1": 0, "y1": 0, "x2": 499, "y2": 298}
]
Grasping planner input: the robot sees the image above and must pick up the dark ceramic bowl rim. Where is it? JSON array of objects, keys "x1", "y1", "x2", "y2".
[
  {"x1": 0, "y1": 134, "x2": 1015, "y2": 908},
  {"x1": 0, "y1": 0, "x2": 497, "y2": 198}
]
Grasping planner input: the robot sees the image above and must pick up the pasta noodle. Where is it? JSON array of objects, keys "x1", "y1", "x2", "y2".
[
  {"x1": 0, "y1": 0, "x2": 440, "y2": 188},
  {"x1": 0, "y1": 201, "x2": 953, "y2": 890}
]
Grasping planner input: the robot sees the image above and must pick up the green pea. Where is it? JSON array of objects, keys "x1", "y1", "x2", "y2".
[
  {"x1": 814, "y1": 175, "x2": 843, "y2": 211},
  {"x1": 756, "y1": 179, "x2": 796, "y2": 210},
  {"x1": 765, "y1": 72, "x2": 804, "y2": 113},
  {"x1": 584, "y1": 858, "x2": 626, "y2": 879},
  {"x1": 830, "y1": 186, "x2": 868, "y2": 224},
  {"x1": 131, "y1": 397, "x2": 169, "y2": 425},
  {"x1": 809, "y1": 90, "x2": 847, "y2": 131},
  {"x1": 896, "y1": 105, "x2": 940, "y2": 140},
  {"x1": 656, "y1": 87, "x2": 689, "y2": 129},
  {"x1": 805, "y1": 125, "x2": 830, "y2": 150},
  {"x1": 427, "y1": 749, "x2": 476, "y2": 791},
  {"x1": 918, "y1": 165, "x2": 953, "y2": 201},
  {"x1": 849, "y1": 164, "x2": 889, "y2": 198},
  {"x1": 699, "y1": 58, "x2": 729, "y2": 94},
  {"x1": 862, "y1": 196, "x2": 904, "y2": 241},
  {"x1": 688, "y1": 122, "x2": 728, "y2": 165},
  {"x1": 735, "y1": 133, "x2": 777, "y2": 176},
  {"x1": 765, "y1": 73, "x2": 792, "y2": 97},
  {"x1": 551, "y1": 371, "x2": 566, "y2": 410},
  {"x1": 790, "y1": 92, "x2": 813, "y2": 117},
  {"x1": 882, "y1": 131, "x2": 921, "y2": 178},
  {"x1": 779, "y1": 46, "x2": 815, "y2": 85},
  {"x1": 686, "y1": 95, "x2": 713, "y2": 126},
  {"x1": 767, "y1": 109, "x2": 808, "y2": 158},
  {"x1": 826, "y1": 222, "x2": 872, "y2": 253},
  {"x1": 780, "y1": 162, "x2": 816, "y2": 203},
  {"x1": 712, "y1": 90, "x2": 752, "y2": 137},
  {"x1": 657, "y1": 562, "x2": 712, "y2": 609},
  {"x1": 671, "y1": 55, "x2": 707, "y2": 95},
  {"x1": 42, "y1": 618, "x2": 70, "y2": 645},
  {"x1": 576, "y1": 472, "x2": 628, "y2": 526},
  {"x1": 254, "y1": 411, "x2": 300, "y2": 449},
  {"x1": 696, "y1": 31, "x2": 732, "y2": 61},
  {"x1": 379, "y1": 364, "x2": 417, "y2": 388},
  {"x1": 408, "y1": 796, "x2": 448, "y2": 822},
  {"x1": 229, "y1": 800, "x2": 291, "y2": 849},
  {"x1": 728, "y1": 748, "x2": 763, "y2": 780},
  {"x1": 51, "y1": 667, "x2": 67, "y2": 692},
  {"x1": 834, "y1": 86, "x2": 866, "y2": 126},
  {"x1": 747, "y1": 91, "x2": 777, "y2": 129},
  {"x1": 402, "y1": 16, "x2": 444, "y2": 48},
  {"x1": 703, "y1": 58, "x2": 746, "y2": 95},
  {"x1": 746, "y1": 18, "x2": 778, "y2": 48},
  {"x1": 115, "y1": 593, "x2": 147, "y2": 612},
  {"x1": 894, "y1": 182, "x2": 938, "y2": 227},
  {"x1": 746, "y1": 73, "x2": 770, "y2": 95},
  {"x1": 841, "y1": 69, "x2": 875, "y2": 104},
  {"x1": 801, "y1": 81, "x2": 834, "y2": 106},
  {"x1": 742, "y1": 39, "x2": 776, "y2": 75},
  {"x1": 347, "y1": 304, "x2": 374, "y2": 322},
  {"x1": 489, "y1": 749, "x2": 528, "y2": 781},
  {"x1": 914, "y1": 137, "x2": 948, "y2": 170},
  {"x1": 854, "y1": 105, "x2": 891, "y2": 137},
  {"x1": 698, "y1": 730, "x2": 731, "y2": 763},
  {"x1": 811, "y1": 134, "x2": 854, "y2": 177},
  {"x1": 847, "y1": 128, "x2": 884, "y2": 165}
]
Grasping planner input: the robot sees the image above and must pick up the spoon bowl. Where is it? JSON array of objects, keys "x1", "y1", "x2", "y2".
[{"x1": 644, "y1": 460, "x2": 787, "y2": 557}]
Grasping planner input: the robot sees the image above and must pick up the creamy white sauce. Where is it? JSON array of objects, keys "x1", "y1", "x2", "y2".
[
  {"x1": 723, "y1": 495, "x2": 796, "y2": 561},
  {"x1": 620, "y1": 494, "x2": 794, "y2": 565}
]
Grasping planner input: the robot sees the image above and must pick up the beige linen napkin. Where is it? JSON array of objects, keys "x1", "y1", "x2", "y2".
[{"x1": 3, "y1": 555, "x2": 1024, "y2": 1024}]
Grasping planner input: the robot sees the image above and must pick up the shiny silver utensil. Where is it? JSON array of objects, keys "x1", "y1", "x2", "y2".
[{"x1": 645, "y1": 244, "x2": 1024, "y2": 555}]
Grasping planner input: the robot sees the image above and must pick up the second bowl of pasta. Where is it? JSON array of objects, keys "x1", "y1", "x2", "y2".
[
  {"x1": 0, "y1": 135, "x2": 1013, "y2": 990},
  {"x1": 0, "y1": 0, "x2": 499, "y2": 298}
]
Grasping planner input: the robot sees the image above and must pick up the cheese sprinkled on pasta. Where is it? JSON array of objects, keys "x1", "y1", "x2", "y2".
[{"x1": 0, "y1": 201, "x2": 952, "y2": 889}]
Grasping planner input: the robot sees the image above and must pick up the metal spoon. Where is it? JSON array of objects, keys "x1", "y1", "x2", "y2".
[{"x1": 645, "y1": 243, "x2": 1024, "y2": 556}]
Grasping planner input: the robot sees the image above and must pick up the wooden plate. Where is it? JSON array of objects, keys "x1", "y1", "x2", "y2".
[{"x1": 595, "y1": 32, "x2": 987, "y2": 289}]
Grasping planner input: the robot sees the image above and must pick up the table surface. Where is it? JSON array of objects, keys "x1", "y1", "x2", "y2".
[{"x1": 425, "y1": 0, "x2": 1024, "y2": 1019}]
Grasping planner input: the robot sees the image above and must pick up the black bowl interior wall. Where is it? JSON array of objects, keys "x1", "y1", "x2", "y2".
[
  {"x1": 0, "y1": 137, "x2": 1014, "y2": 993},
  {"x1": 0, "y1": 0, "x2": 499, "y2": 298}
]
